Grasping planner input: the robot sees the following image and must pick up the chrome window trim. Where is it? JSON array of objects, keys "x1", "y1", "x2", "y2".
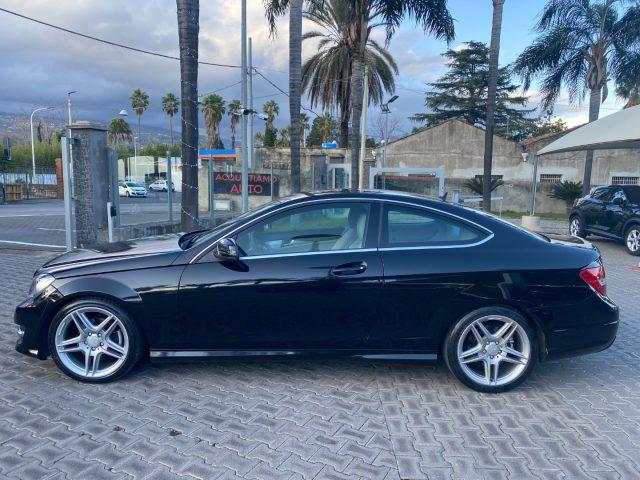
[
  {"x1": 190, "y1": 196, "x2": 494, "y2": 263},
  {"x1": 239, "y1": 248, "x2": 378, "y2": 261}
]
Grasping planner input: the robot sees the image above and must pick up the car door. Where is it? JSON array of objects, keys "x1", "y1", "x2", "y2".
[
  {"x1": 585, "y1": 187, "x2": 611, "y2": 232},
  {"x1": 371, "y1": 202, "x2": 493, "y2": 351},
  {"x1": 602, "y1": 188, "x2": 630, "y2": 236},
  {"x1": 177, "y1": 200, "x2": 383, "y2": 351}
]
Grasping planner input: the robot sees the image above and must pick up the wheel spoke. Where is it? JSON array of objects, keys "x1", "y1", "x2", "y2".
[
  {"x1": 103, "y1": 340, "x2": 125, "y2": 359},
  {"x1": 476, "y1": 321, "x2": 492, "y2": 338},
  {"x1": 483, "y1": 359, "x2": 491, "y2": 383},
  {"x1": 470, "y1": 324, "x2": 484, "y2": 342},
  {"x1": 491, "y1": 361, "x2": 500, "y2": 384},
  {"x1": 96, "y1": 315, "x2": 117, "y2": 337},
  {"x1": 84, "y1": 350, "x2": 91, "y2": 376},
  {"x1": 503, "y1": 346, "x2": 527, "y2": 364},
  {"x1": 496, "y1": 322, "x2": 518, "y2": 343},
  {"x1": 57, "y1": 336, "x2": 81, "y2": 348},
  {"x1": 91, "y1": 352, "x2": 102, "y2": 375},
  {"x1": 72, "y1": 311, "x2": 93, "y2": 331},
  {"x1": 459, "y1": 345, "x2": 482, "y2": 363}
]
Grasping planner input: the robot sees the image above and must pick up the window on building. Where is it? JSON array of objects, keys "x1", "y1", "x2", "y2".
[
  {"x1": 474, "y1": 174, "x2": 503, "y2": 181},
  {"x1": 540, "y1": 174, "x2": 562, "y2": 184},
  {"x1": 611, "y1": 176, "x2": 639, "y2": 185}
]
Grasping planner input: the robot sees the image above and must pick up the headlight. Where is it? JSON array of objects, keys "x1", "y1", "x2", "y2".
[{"x1": 28, "y1": 274, "x2": 55, "y2": 298}]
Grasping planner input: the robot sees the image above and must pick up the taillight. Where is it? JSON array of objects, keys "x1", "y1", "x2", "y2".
[{"x1": 579, "y1": 262, "x2": 607, "y2": 297}]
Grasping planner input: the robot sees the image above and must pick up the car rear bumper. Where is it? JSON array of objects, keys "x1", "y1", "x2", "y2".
[{"x1": 542, "y1": 294, "x2": 619, "y2": 361}]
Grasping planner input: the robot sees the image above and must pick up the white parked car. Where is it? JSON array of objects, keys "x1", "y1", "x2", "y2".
[
  {"x1": 148, "y1": 179, "x2": 175, "y2": 192},
  {"x1": 118, "y1": 181, "x2": 148, "y2": 198}
]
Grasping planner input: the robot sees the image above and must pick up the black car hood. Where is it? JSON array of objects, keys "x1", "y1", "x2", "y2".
[{"x1": 42, "y1": 235, "x2": 182, "y2": 270}]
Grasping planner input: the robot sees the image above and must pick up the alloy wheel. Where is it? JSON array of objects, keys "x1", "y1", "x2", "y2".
[
  {"x1": 456, "y1": 315, "x2": 531, "y2": 387},
  {"x1": 570, "y1": 218, "x2": 581, "y2": 236},
  {"x1": 627, "y1": 228, "x2": 640, "y2": 253},
  {"x1": 54, "y1": 306, "x2": 129, "y2": 379}
]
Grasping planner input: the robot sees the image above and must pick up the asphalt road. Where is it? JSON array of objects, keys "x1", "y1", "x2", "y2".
[{"x1": 0, "y1": 196, "x2": 182, "y2": 250}]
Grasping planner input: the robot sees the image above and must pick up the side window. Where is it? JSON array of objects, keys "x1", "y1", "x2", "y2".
[
  {"x1": 612, "y1": 189, "x2": 627, "y2": 203},
  {"x1": 236, "y1": 202, "x2": 371, "y2": 257},
  {"x1": 382, "y1": 205, "x2": 486, "y2": 248},
  {"x1": 592, "y1": 187, "x2": 612, "y2": 201}
]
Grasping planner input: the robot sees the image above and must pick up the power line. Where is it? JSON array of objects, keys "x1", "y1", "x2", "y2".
[
  {"x1": 253, "y1": 69, "x2": 320, "y2": 117},
  {"x1": 0, "y1": 6, "x2": 242, "y2": 69}
]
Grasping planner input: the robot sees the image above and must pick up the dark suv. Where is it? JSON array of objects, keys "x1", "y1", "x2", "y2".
[{"x1": 570, "y1": 185, "x2": 640, "y2": 255}]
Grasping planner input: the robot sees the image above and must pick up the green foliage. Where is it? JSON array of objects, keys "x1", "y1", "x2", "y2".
[
  {"x1": 275, "y1": 126, "x2": 291, "y2": 147},
  {"x1": 520, "y1": 118, "x2": 568, "y2": 139},
  {"x1": 306, "y1": 113, "x2": 339, "y2": 147},
  {"x1": 161, "y1": 93, "x2": 180, "y2": 117},
  {"x1": 0, "y1": 141, "x2": 61, "y2": 171},
  {"x1": 131, "y1": 89, "x2": 150, "y2": 116},
  {"x1": 463, "y1": 176, "x2": 504, "y2": 195},
  {"x1": 365, "y1": 137, "x2": 377, "y2": 148},
  {"x1": 227, "y1": 99, "x2": 242, "y2": 148},
  {"x1": 108, "y1": 118, "x2": 133, "y2": 144},
  {"x1": 262, "y1": 100, "x2": 280, "y2": 130},
  {"x1": 138, "y1": 142, "x2": 181, "y2": 158},
  {"x1": 549, "y1": 180, "x2": 583, "y2": 212},
  {"x1": 201, "y1": 94, "x2": 226, "y2": 148},
  {"x1": 412, "y1": 41, "x2": 535, "y2": 141},
  {"x1": 263, "y1": 126, "x2": 278, "y2": 148}
]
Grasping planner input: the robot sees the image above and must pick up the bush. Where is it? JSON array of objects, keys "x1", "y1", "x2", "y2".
[
  {"x1": 463, "y1": 177, "x2": 504, "y2": 195},
  {"x1": 548, "y1": 180, "x2": 583, "y2": 213}
]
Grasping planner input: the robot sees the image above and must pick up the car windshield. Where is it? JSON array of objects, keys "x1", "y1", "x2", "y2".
[
  {"x1": 126, "y1": 182, "x2": 143, "y2": 188},
  {"x1": 180, "y1": 194, "x2": 308, "y2": 250}
]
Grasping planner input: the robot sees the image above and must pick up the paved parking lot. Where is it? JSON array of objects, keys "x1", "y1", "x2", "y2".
[{"x1": 0, "y1": 240, "x2": 639, "y2": 479}]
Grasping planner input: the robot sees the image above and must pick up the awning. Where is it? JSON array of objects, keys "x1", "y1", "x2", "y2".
[{"x1": 537, "y1": 104, "x2": 640, "y2": 155}]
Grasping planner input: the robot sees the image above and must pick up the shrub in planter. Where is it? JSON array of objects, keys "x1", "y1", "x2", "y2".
[{"x1": 548, "y1": 180, "x2": 583, "y2": 214}]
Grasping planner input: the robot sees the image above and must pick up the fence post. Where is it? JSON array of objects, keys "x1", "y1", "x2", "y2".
[{"x1": 166, "y1": 152, "x2": 173, "y2": 223}]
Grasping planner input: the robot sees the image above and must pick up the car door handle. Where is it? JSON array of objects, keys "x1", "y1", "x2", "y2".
[{"x1": 330, "y1": 261, "x2": 367, "y2": 276}]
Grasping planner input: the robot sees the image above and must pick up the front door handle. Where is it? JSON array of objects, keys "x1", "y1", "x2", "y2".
[{"x1": 330, "y1": 261, "x2": 367, "y2": 276}]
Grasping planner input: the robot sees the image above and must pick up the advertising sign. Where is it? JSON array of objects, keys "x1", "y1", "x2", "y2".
[{"x1": 214, "y1": 172, "x2": 279, "y2": 196}]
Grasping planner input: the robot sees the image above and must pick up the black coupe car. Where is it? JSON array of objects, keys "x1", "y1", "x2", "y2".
[
  {"x1": 569, "y1": 184, "x2": 640, "y2": 255},
  {"x1": 15, "y1": 191, "x2": 618, "y2": 392}
]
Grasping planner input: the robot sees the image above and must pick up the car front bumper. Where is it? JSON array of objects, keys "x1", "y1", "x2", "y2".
[{"x1": 14, "y1": 289, "x2": 62, "y2": 360}]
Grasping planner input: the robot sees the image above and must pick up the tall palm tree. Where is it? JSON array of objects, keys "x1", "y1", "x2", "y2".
[
  {"x1": 108, "y1": 118, "x2": 133, "y2": 145},
  {"x1": 227, "y1": 99, "x2": 242, "y2": 148},
  {"x1": 482, "y1": 0, "x2": 506, "y2": 212},
  {"x1": 262, "y1": 100, "x2": 280, "y2": 130},
  {"x1": 346, "y1": 0, "x2": 455, "y2": 189},
  {"x1": 176, "y1": 0, "x2": 199, "y2": 231},
  {"x1": 130, "y1": 89, "x2": 150, "y2": 142},
  {"x1": 514, "y1": 0, "x2": 640, "y2": 194},
  {"x1": 302, "y1": 0, "x2": 398, "y2": 148},
  {"x1": 161, "y1": 93, "x2": 180, "y2": 144},
  {"x1": 300, "y1": 112, "x2": 310, "y2": 146},
  {"x1": 264, "y1": 0, "x2": 316, "y2": 193},
  {"x1": 617, "y1": 82, "x2": 640, "y2": 108},
  {"x1": 201, "y1": 94, "x2": 226, "y2": 148}
]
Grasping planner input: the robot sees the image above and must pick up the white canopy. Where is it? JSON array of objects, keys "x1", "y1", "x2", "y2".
[{"x1": 537, "y1": 104, "x2": 640, "y2": 155}]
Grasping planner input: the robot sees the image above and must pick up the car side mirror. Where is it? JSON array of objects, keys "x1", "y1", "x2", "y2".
[{"x1": 213, "y1": 238, "x2": 240, "y2": 261}]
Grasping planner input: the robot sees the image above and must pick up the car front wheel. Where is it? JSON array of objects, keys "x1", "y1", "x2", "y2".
[
  {"x1": 48, "y1": 299, "x2": 144, "y2": 383},
  {"x1": 569, "y1": 215, "x2": 586, "y2": 238},
  {"x1": 443, "y1": 307, "x2": 538, "y2": 393},
  {"x1": 625, "y1": 225, "x2": 640, "y2": 256}
]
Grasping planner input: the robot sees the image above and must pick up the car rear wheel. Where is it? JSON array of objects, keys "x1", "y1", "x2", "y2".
[
  {"x1": 569, "y1": 216, "x2": 586, "y2": 238},
  {"x1": 443, "y1": 307, "x2": 538, "y2": 393},
  {"x1": 625, "y1": 225, "x2": 640, "y2": 256},
  {"x1": 48, "y1": 299, "x2": 144, "y2": 383}
]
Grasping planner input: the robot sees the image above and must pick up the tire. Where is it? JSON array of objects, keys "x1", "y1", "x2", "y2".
[
  {"x1": 126, "y1": 191, "x2": 130, "y2": 197},
  {"x1": 48, "y1": 298, "x2": 144, "y2": 383},
  {"x1": 443, "y1": 306, "x2": 538, "y2": 393},
  {"x1": 624, "y1": 224, "x2": 640, "y2": 256},
  {"x1": 569, "y1": 215, "x2": 586, "y2": 238}
]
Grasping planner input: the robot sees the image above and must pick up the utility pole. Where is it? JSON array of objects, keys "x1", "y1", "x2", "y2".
[
  {"x1": 358, "y1": 68, "x2": 368, "y2": 190},
  {"x1": 240, "y1": 0, "x2": 249, "y2": 212},
  {"x1": 381, "y1": 95, "x2": 398, "y2": 190},
  {"x1": 248, "y1": 37, "x2": 254, "y2": 171}
]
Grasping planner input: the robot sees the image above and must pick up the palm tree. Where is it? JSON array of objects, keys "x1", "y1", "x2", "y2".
[
  {"x1": 482, "y1": 0, "x2": 506, "y2": 212},
  {"x1": 548, "y1": 180, "x2": 583, "y2": 214},
  {"x1": 300, "y1": 112, "x2": 310, "y2": 147},
  {"x1": 514, "y1": 0, "x2": 640, "y2": 194},
  {"x1": 262, "y1": 100, "x2": 280, "y2": 130},
  {"x1": 161, "y1": 93, "x2": 180, "y2": 144},
  {"x1": 108, "y1": 118, "x2": 133, "y2": 145},
  {"x1": 228, "y1": 99, "x2": 242, "y2": 148},
  {"x1": 345, "y1": 0, "x2": 455, "y2": 189},
  {"x1": 302, "y1": 0, "x2": 398, "y2": 148},
  {"x1": 130, "y1": 89, "x2": 150, "y2": 141},
  {"x1": 201, "y1": 94, "x2": 226, "y2": 148},
  {"x1": 264, "y1": 0, "x2": 312, "y2": 193},
  {"x1": 617, "y1": 82, "x2": 640, "y2": 108},
  {"x1": 176, "y1": 0, "x2": 200, "y2": 231}
]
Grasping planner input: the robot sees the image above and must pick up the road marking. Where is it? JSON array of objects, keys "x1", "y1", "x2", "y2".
[
  {"x1": 0, "y1": 240, "x2": 65, "y2": 249},
  {"x1": 36, "y1": 227, "x2": 66, "y2": 232},
  {"x1": 0, "y1": 213, "x2": 64, "y2": 218}
]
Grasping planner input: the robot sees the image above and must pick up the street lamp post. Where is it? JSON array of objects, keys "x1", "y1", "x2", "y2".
[
  {"x1": 30, "y1": 106, "x2": 53, "y2": 181},
  {"x1": 380, "y1": 95, "x2": 398, "y2": 189}
]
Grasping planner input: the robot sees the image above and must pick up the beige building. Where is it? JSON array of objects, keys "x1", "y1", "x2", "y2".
[{"x1": 384, "y1": 120, "x2": 640, "y2": 213}]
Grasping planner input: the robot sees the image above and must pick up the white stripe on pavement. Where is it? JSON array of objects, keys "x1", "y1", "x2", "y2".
[{"x1": 0, "y1": 240, "x2": 65, "y2": 249}]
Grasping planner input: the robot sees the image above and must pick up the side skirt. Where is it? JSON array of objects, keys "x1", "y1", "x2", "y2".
[{"x1": 149, "y1": 349, "x2": 438, "y2": 362}]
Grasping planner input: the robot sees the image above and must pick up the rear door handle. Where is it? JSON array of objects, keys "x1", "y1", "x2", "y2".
[{"x1": 330, "y1": 261, "x2": 367, "y2": 276}]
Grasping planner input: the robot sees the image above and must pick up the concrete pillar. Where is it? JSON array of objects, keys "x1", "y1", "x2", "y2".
[
  {"x1": 69, "y1": 121, "x2": 109, "y2": 247},
  {"x1": 54, "y1": 158, "x2": 64, "y2": 199}
]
